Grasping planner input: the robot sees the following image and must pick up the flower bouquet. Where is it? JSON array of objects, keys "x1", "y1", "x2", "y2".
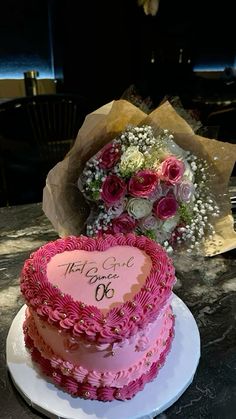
[
  {"x1": 43, "y1": 99, "x2": 236, "y2": 257},
  {"x1": 78, "y1": 125, "x2": 220, "y2": 254}
]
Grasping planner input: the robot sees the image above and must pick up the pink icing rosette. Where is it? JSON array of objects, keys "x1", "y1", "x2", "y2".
[
  {"x1": 135, "y1": 336, "x2": 149, "y2": 351},
  {"x1": 24, "y1": 313, "x2": 175, "y2": 401}
]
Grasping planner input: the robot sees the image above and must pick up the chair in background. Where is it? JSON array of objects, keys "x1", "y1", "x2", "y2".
[{"x1": 0, "y1": 94, "x2": 94, "y2": 206}]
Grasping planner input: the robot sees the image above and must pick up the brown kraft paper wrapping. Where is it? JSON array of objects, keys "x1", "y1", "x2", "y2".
[{"x1": 42, "y1": 99, "x2": 236, "y2": 256}]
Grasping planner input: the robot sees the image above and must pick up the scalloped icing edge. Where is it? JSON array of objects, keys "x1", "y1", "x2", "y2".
[
  {"x1": 24, "y1": 322, "x2": 175, "y2": 401},
  {"x1": 24, "y1": 307, "x2": 174, "y2": 388},
  {"x1": 20, "y1": 234, "x2": 176, "y2": 344}
]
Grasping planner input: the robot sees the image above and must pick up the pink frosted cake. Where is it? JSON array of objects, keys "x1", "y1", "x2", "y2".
[{"x1": 20, "y1": 233, "x2": 176, "y2": 401}]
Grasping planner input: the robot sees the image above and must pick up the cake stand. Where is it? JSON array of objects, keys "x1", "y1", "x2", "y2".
[{"x1": 6, "y1": 294, "x2": 200, "y2": 419}]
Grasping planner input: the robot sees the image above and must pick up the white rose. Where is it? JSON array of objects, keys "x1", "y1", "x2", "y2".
[
  {"x1": 127, "y1": 198, "x2": 152, "y2": 219},
  {"x1": 166, "y1": 138, "x2": 188, "y2": 159},
  {"x1": 177, "y1": 180, "x2": 195, "y2": 202},
  {"x1": 148, "y1": 184, "x2": 163, "y2": 202},
  {"x1": 156, "y1": 229, "x2": 171, "y2": 244},
  {"x1": 183, "y1": 161, "x2": 194, "y2": 182},
  {"x1": 162, "y1": 214, "x2": 180, "y2": 233},
  {"x1": 140, "y1": 214, "x2": 161, "y2": 231},
  {"x1": 143, "y1": 0, "x2": 160, "y2": 16},
  {"x1": 119, "y1": 146, "x2": 144, "y2": 175},
  {"x1": 107, "y1": 198, "x2": 127, "y2": 217}
]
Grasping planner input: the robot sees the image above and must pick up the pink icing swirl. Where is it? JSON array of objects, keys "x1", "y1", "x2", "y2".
[
  {"x1": 20, "y1": 234, "x2": 176, "y2": 344},
  {"x1": 64, "y1": 377, "x2": 78, "y2": 395},
  {"x1": 73, "y1": 366, "x2": 87, "y2": 382},
  {"x1": 52, "y1": 371, "x2": 63, "y2": 386},
  {"x1": 50, "y1": 357, "x2": 62, "y2": 369},
  {"x1": 24, "y1": 306, "x2": 174, "y2": 391},
  {"x1": 100, "y1": 372, "x2": 115, "y2": 386},
  {"x1": 97, "y1": 387, "x2": 115, "y2": 402},
  {"x1": 135, "y1": 336, "x2": 149, "y2": 352},
  {"x1": 87, "y1": 371, "x2": 101, "y2": 387},
  {"x1": 24, "y1": 318, "x2": 175, "y2": 401}
]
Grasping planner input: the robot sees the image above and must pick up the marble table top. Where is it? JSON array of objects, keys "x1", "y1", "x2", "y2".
[{"x1": 0, "y1": 202, "x2": 236, "y2": 419}]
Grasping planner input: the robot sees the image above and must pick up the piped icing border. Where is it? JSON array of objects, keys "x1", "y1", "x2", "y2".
[
  {"x1": 20, "y1": 234, "x2": 175, "y2": 344},
  {"x1": 24, "y1": 322, "x2": 175, "y2": 401},
  {"x1": 24, "y1": 306, "x2": 174, "y2": 388}
]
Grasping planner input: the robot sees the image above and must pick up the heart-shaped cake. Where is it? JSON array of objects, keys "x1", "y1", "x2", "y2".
[{"x1": 20, "y1": 233, "x2": 176, "y2": 401}]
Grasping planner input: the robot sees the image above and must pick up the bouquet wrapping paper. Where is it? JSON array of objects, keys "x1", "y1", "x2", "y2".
[{"x1": 43, "y1": 99, "x2": 236, "y2": 256}]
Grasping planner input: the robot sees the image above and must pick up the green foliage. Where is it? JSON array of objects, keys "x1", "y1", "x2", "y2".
[
  {"x1": 179, "y1": 203, "x2": 192, "y2": 224},
  {"x1": 144, "y1": 229, "x2": 156, "y2": 240},
  {"x1": 88, "y1": 178, "x2": 103, "y2": 200}
]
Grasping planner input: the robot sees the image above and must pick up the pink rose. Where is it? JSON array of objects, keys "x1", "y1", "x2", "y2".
[
  {"x1": 161, "y1": 183, "x2": 177, "y2": 196},
  {"x1": 128, "y1": 170, "x2": 159, "y2": 198},
  {"x1": 153, "y1": 195, "x2": 178, "y2": 220},
  {"x1": 160, "y1": 156, "x2": 185, "y2": 184},
  {"x1": 112, "y1": 213, "x2": 136, "y2": 234},
  {"x1": 108, "y1": 198, "x2": 127, "y2": 217},
  {"x1": 98, "y1": 142, "x2": 121, "y2": 169},
  {"x1": 101, "y1": 175, "x2": 126, "y2": 206},
  {"x1": 139, "y1": 215, "x2": 159, "y2": 231},
  {"x1": 135, "y1": 336, "x2": 149, "y2": 352},
  {"x1": 177, "y1": 180, "x2": 194, "y2": 202}
]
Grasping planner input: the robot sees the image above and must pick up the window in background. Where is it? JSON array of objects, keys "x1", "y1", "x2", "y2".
[{"x1": 0, "y1": 0, "x2": 63, "y2": 98}]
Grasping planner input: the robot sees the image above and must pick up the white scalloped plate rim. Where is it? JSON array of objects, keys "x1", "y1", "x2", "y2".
[{"x1": 6, "y1": 293, "x2": 200, "y2": 419}]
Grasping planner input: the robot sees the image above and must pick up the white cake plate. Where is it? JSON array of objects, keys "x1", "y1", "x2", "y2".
[{"x1": 6, "y1": 294, "x2": 200, "y2": 419}]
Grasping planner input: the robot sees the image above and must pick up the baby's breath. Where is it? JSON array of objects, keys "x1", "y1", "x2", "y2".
[{"x1": 79, "y1": 124, "x2": 220, "y2": 255}]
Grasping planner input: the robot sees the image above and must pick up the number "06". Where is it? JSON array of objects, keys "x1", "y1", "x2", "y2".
[{"x1": 95, "y1": 282, "x2": 114, "y2": 301}]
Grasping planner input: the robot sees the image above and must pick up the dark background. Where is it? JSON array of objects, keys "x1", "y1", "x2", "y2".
[
  {"x1": 0, "y1": 0, "x2": 236, "y2": 107},
  {"x1": 1, "y1": 0, "x2": 236, "y2": 206},
  {"x1": 0, "y1": 0, "x2": 53, "y2": 78},
  {"x1": 54, "y1": 0, "x2": 236, "y2": 107}
]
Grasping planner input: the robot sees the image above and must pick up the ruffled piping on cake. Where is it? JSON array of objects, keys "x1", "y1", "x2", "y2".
[
  {"x1": 20, "y1": 233, "x2": 176, "y2": 344},
  {"x1": 24, "y1": 321, "x2": 175, "y2": 401},
  {"x1": 24, "y1": 308, "x2": 174, "y2": 388}
]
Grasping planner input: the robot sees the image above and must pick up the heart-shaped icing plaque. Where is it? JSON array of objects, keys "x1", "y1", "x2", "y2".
[{"x1": 47, "y1": 246, "x2": 152, "y2": 311}]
